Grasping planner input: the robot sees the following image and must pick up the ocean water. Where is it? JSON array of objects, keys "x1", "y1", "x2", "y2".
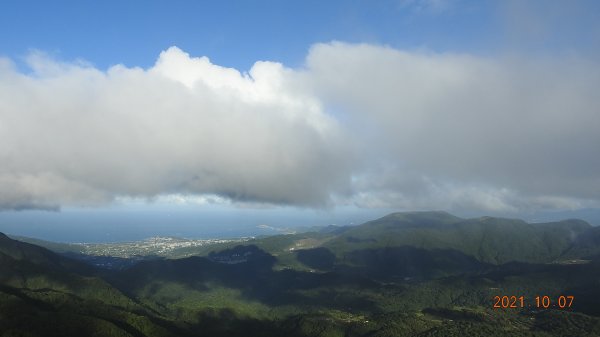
[{"x1": 0, "y1": 205, "x2": 394, "y2": 243}]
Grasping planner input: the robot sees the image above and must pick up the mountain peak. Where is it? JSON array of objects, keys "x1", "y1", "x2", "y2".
[{"x1": 371, "y1": 211, "x2": 463, "y2": 228}]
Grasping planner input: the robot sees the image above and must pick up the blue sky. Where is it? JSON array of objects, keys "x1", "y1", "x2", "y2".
[
  {"x1": 3, "y1": 1, "x2": 507, "y2": 70},
  {"x1": 2, "y1": 1, "x2": 597, "y2": 71},
  {"x1": 1, "y1": 1, "x2": 600, "y2": 241}
]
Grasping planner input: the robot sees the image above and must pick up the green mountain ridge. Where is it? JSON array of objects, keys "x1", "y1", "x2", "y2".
[
  {"x1": 322, "y1": 212, "x2": 594, "y2": 266},
  {"x1": 2, "y1": 211, "x2": 600, "y2": 336}
]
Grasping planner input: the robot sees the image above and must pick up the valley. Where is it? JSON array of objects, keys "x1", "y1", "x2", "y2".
[{"x1": 2, "y1": 211, "x2": 600, "y2": 336}]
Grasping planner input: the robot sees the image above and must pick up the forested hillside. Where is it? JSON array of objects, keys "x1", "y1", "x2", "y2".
[{"x1": 2, "y1": 212, "x2": 600, "y2": 336}]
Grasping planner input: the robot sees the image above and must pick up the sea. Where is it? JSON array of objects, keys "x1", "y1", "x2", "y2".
[{"x1": 0, "y1": 205, "x2": 395, "y2": 243}]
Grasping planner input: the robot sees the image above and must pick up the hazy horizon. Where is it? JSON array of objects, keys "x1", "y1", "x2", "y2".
[{"x1": 1, "y1": 206, "x2": 599, "y2": 243}]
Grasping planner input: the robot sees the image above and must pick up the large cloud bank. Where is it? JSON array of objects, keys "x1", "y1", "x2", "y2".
[
  {"x1": 0, "y1": 47, "x2": 349, "y2": 210},
  {"x1": 1, "y1": 43, "x2": 599, "y2": 212}
]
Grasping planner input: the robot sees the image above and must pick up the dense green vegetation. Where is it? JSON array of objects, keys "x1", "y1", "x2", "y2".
[{"x1": 1, "y1": 212, "x2": 600, "y2": 336}]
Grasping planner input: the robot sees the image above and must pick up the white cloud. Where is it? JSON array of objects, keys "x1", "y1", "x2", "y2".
[
  {"x1": 0, "y1": 47, "x2": 350, "y2": 209},
  {"x1": 1, "y1": 43, "x2": 599, "y2": 213},
  {"x1": 306, "y1": 42, "x2": 600, "y2": 212}
]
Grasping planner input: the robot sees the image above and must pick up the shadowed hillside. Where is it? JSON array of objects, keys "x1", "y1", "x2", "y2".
[{"x1": 2, "y1": 212, "x2": 600, "y2": 336}]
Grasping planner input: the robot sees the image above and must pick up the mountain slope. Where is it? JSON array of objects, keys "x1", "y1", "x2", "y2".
[
  {"x1": 3, "y1": 212, "x2": 600, "y2": 337},
  {"x1": 0, "y1": 232, "x2": 180, "y2": 337},
  {"x1": 105, "y1": 212, "x2": 600, "y2": 337},
  {"x1": 321, "y1": 212, "x2": 593, "y2": 265}
]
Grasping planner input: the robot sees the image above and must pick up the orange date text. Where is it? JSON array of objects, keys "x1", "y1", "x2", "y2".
[{"x1": 493, "y1": 295, "x2": 574, "y2": 309}]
